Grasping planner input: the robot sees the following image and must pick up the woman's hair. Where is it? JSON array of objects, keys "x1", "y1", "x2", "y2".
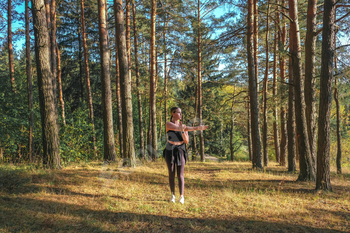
[{"x1": 170, "y1": 107, "x2": 179, "y2": 122}]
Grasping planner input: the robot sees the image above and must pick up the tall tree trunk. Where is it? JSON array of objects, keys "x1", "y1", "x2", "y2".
[
  {"x1": 247, "y1": 96, "x2": 253, "y2": 161},
  {"x1": 133, "y1": 1, "x2": 144, "y2": 159},
  {"x1": 44, "y1": 0, "x2": 51, "y2": 71},
  {"x1": 115, "y1": 0, "x2": 136, "y2": 166},
  {"x1": 316, "y1": 0, "x2": 335, "y2": 190},
  {"x1": 150, "y1": 0, "x2": 158, "y2": 161},
  {"x1": 253, "y1": 0, "x2": 259, "y2": 91},
  {"x1": 8, "y1": 0, "x2": 15, "y2": 92},
  {"x1": 263, "y1": 2, "x2": 270, "y2": 167},
  {"x1": 126, "y1": 0, "x2": 132, "y2": 85},
  {"x1": 163, "y1": 17, "x2": 168, "y2": 140},
  {"x1": 273, "y1": 14, "x2": 280, "y2": 163},
  {"x1": 193, "y1": 86, "x2": 199, "y2": 161},
  {"x1": 288, "y1": 53, "x2": 296, "y2": 171},
  {"x1": 56, "y1": 46, "x2": 66, "y2": 126},
  {"x1": 230, "y1": 85, "x2": 236, "y2": 161},
  {"x1": 304, "y1": 0, "x2": 317, "y2": 172},
  {"x1": 32, "y1": 0, "x2": 61, "y2": 168},
  {"x1": 99, "y1": 0, "x2": 116, "y2": 162},
  {"x1": 26, "y1": 0, "x2": 34, "y2": 162},
  {"x1": 78, "y1": 25, "x2": 84, "y2": 102},
  {"x1": 81, "y1": 0, "x2": 97, "y2": 156},
  {"x1": 248, "y1": 0, "x2": 262, "y2": 169},
  {"x1": 289, "y1": 0, "x2": 315, "y2": 181},
  {"x1": 50, "y1": 0, "x2": 58, "y2": 104},
  {"x1": 334, "y1": 26, "x2": 341, "y2": 174},
  {"x1": 198, "y1": 0, "x2": 205, "y2": 162}
]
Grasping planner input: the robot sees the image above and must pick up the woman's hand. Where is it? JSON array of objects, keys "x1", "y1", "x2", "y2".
[{"x1": 198, "y1": 125, "x2": 208, "y2": 131}]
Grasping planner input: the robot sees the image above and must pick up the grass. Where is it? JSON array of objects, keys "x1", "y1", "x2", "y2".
[{"x1": 0, "y1": 159, "x2": 349, "y2": 233}]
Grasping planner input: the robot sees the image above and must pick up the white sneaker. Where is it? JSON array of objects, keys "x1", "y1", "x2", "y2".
[
  {"x1": 170, "y1": 194, "x2": 175, "y2": 203},
  {"x1": 179, "y1": 195, "x2": 184, "y2": 204}
]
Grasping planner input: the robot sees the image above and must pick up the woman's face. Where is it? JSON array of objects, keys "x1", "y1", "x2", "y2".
[{"x1": 172, "y1": 108, "x2": 182, "y2": 121}]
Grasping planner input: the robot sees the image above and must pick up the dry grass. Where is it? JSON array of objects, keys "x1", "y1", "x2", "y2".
[{"x1": 0, "y1": 160, "x2": 349, "y2": 233}]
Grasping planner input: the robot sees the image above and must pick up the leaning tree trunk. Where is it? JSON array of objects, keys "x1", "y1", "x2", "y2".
[
  {"x1": 25, "y1": 0, "x2": 34, "y2": 162},
  {"x1": 133, "y1": 1, "x2": 145, "y2": 159},
  {"x1": 289, "y1": 0, "x2": 315, "y2": 181},
  {"x1": 115, "y1": 0, "x2": 136, "y2": 166},
  {"x1": 248, "y1": 0, "x2": 262, "y2": 169},
  {"x1": 288, "y1": 53, "x2": 296, "y2": 171},
  {"x1": 150, "y1": 0, "x2": 158, "y2": 161},
  {"x1": 304, "y1": 0, "x2": 317, "y2": 172},
  {"x1": 273, "y1": 13, "x2": 280, "y2": 163},
  {"x1": 32, "y1": 0, "x2": 61, "y2": 169},
  {"x1": 316, "y1": 0, "x2": 335, "y2": 191},
  {"x1": 8, "y1": 0, "x2": 15, "y2": 92},
  {"x1": 262, "y1": 1, "x2": 270, "y2": 167},
  {"x1": 334, "y1": 26, "x2": 342, "y2": 174},
  {"x1": 81, "y1": 0, "x2": 97, "y2": 156},
  {"x1": 99, "y1": 0, "x2": 116, "y2": 162}
]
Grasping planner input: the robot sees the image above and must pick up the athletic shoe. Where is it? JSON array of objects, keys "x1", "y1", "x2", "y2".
[
  {"x1": 179, "y1": 195, "x2": 184, "y2": 204},
  {"x1": 170, "y1": 194, "x2": 175, "y2": 203}
]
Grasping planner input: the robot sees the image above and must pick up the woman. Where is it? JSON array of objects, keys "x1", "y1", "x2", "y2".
[{"x1": 163, "y1": 107, "x2": 208, "y2": 204}]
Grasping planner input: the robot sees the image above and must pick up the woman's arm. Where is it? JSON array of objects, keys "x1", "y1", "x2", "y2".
[
  {"x1": 166, "y1": 122, "x2": 208, "y2": 132},
  {"x1": 183, "y1": 125, "x2": 208, "y2": 132},
  {"x1": 182, "y1": 131, "x2": 189, "y2": 144}
]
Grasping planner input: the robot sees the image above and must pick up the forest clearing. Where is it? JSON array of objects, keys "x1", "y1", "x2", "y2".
[{"x1": 0, "y1": 159, "x2": 349, "y2": 233}]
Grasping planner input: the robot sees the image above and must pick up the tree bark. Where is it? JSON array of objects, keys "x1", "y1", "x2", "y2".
[
  {"x1": 248, "y1": 0, "x2": 262, "y2": 169},
  {"x1": 316, "y1": 0, "x2": 335, "y2": 191},
  {"x1": 273, "y1": 13, "x2": 280, "y2": 163},
  {"x1": 263, "y1": 2, "x2": 270, "y2": 167},
  {"x1": 334, "y1": 27, "x2": 341, "y2": 174},
  {"x1": 289, "y1": 0, "x2": 315, "y2": 181},
  {"x1": 133, "y1": 1, "x2": 145, "y2": 159},
  {"x1": 50, "y1": 0, "x2": 58, "y2": 103},
  {"x1": 288, "y1": 54, "x2": 296, "y2": 171},
  {"x1": 26, "y1": 0, "x2": 34, "y2": 162},
  {"x1": 81, "y1": 0, "x2": 97, "y2": 156},
  {"x1": 150, "y1": 0, "x2": 158, "y2": 161},
  {"x1": 253, "y1": 0, "x2": 259, "y2": 91},
  {"x1": 247, "y1": 96, "x2": 252, "y2": 161},
  {"x1": 56, "y1": 45, "x2": 66, "y2": 126},
  {"x1": 32, "y1": 0, "x2": 61, "y2": 168},
  {"x1": 8, "y1": 0, "x2": 15, "y2": 92},
  {"x1": 126, "y1": 0, "x2": 132, "y2": 85},
  {"x1": 115, "y1": 0, "x2": 136, "y2": 166},
  {"x1": 304, "y1": 0, "x2": 317, "y2": 172},
  {"x1": 99, "y1": 0, "x2": 116, "y2": 162},
  {"x1": 230, "y1": 85, "x2": 236, "y2": 161}
]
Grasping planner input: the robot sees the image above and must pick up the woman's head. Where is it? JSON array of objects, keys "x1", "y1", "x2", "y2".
[{"x1": 170, "y1": 107, "x2": 182, "y2": 122}]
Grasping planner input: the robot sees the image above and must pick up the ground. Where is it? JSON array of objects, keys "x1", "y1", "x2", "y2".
[{"x1": 0, "y1": 159, "x2": 349, "y2": 232}]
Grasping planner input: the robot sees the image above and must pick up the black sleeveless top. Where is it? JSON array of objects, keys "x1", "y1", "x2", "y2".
[{"x1": 167, "y1": 130, "x2": 183, "y2": 142}]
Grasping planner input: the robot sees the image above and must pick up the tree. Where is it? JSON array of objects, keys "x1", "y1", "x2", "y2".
[
  {"x1": 316, "y1": 0, "x2": 335, "y2": 191},
  {"x1": 288, "y1": 55, "x2": 296, "y2": 171},
  {"x1": 98, "y1": 0, "x2": 116, "y2": 161},
  {"x1": 334, "y1": 26, "x2": 341, "y2": 174},
  {"x1": 32, "y1": 0, "x2": 61, "y2": 168},
  {"x1": 115, "y1": 0, "x2": 136, "y2": 166},
  {"x1": 248, "y1": 0, "x2": 262, "y2": 169},
  {"x1": 8, "y1": 0, "x2": 15, "y2": 92},
  {"x1": 289, "y1": 0, "x2": 315, "y2": 181}
]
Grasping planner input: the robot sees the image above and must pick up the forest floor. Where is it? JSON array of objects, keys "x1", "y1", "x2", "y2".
[{"x1": 0, "y1": 159, "x2": 349, "y2": 233}]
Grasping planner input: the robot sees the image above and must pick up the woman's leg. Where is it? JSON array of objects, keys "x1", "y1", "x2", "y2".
[
  {"x1": 177, "y1": 154, "x2": 186, "y2": 196},
  {"x1": 165, "y1": 154, "x2": 176, "y2": 194}
]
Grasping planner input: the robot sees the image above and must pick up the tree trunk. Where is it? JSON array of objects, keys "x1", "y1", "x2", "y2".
[
  {"x1": 26, "y1": 0, "x2": 34, "y2": 162},
  {"x1": 248, "y1": 0, "x2": 262, "y2": 169},
  {"x1": 334, "y1": 27, "x2": 341, "y2": 174},
  {"x1": 78, "y1": 25, "x2": 84, "y2": 102},
  {"x1": 133, "y1": 1, "x2": 144, "y2": 159},
  {"x1": 8, "y1": 0, "x2": 15, "y2": 92},
  {"x1": 81, "y1": 0, "x2": 97, "y2": 156},
  {"x1": 44, "y1": 0, "x2": 51, "y2": 71},
  {"x1": 273, "y1": 15, "x2": 280, "y2": 163},
  {"x1": 263, "y1": 2, "x2": 270, "y2": 167},
  {"x1": 247, "y1": 96, "x2": 253, "y2": 161},
  {"x1": 126, "y1": 0, "x2": 132, "y2": 86},
  {"x1": 289, "y1": 0, "x2": 315, "y2": 181},
  {"x1": 288, "y1": 53, "x2": 296, "y2": 171},
  {"x1": 50, "y1": 0, "x2": 58, "y2": 104},
  {"x1": 304, "y1": 0, "x2": 317, "y2": 172},
  {"x1": 56, "y1": 46, "x2": 66, "y2": 126},
  {"x1": 32, "y1": 0, "x2": 61, "y2": 169},
  {"x1": 230, "y1": 85, "x2": 236, "y2": 161},
  {"x1": 253, "y1": 0, "x2": 259, "y2": 91},
  {"x1": 115, "y1": 0, "x2": 136, "y2": 166},
  {"x1": 316, "y1": 0, "x2": 335, "y2": 190},
  {"x1": 99, "y1": 0, "x2": 116, "y2": 162}
]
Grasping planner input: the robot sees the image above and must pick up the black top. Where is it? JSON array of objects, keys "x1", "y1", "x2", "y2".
[{"x1": 167, "y1": 130, "x2": 183, "y2": 142}]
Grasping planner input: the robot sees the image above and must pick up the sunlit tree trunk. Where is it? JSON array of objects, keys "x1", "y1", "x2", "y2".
[
  {"x1": 115, "y1": 0, "x2": 136, "y2": 166},
  {"x1": 230, "y1": 85, "x2": 236, "y2": 161},
  {"x1": 288, "y1": 54, "x2": 296, "y2": 171},
  {"x1": 253, "y1": 0, "x2": 259, "y2": 91},
  {"x1": 304, "y1": 0, "x2": 317, "y2": 171},
  {"x1": 334, "y1": 26, "x2": 341, "y2": 174},
  {"x1": 44, "y1": 0, "x2": 51, "y2": 71},
  {"x1": 126, "y1": 0, "x2": 132, "y2": 84},
  {"x1": 248, "y1": 0, "x2": 262, "y2": 169},
  {"x1": 32, "y1": 0, "x2": 61, "y2": 168},
  {"x1": 316, "y1": 0, "x2": 335, "y2": 190},
  {"x1": 247, "y1": 96, "x2": 252, "y2": 161},
  {"x1": 56, "y1": 46, "x2": 66, "y2": 127},
  {"x1": 99, "y1": 0, "x2": 116, "y2": 161},
  {"x1": 25, "y1": 0, "x2": 34, "y2": 162},
  {"x1": 150, "y1": 0, "x2": 158, "y2": 161},
  {"x1": 81, "y1": 0, "x2": 97, "y2": 155},
  {"x1": 8, "y1": 0, "x2": 15, "y2": 92},
  {"x1": 289, "y1": 0, "x2": 315, "y2": 181},
  {"x1": 273, "y1": 11, "x2": 280, "y2": 163}
]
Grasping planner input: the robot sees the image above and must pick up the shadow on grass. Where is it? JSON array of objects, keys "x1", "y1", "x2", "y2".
[{"x1": 0, "y1": 196, "x2": 348, "y2": 233}]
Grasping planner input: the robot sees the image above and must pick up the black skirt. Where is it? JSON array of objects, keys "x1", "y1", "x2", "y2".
[{"x1": 163, "y1": 142, "x2": 188, "y2": 166}]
